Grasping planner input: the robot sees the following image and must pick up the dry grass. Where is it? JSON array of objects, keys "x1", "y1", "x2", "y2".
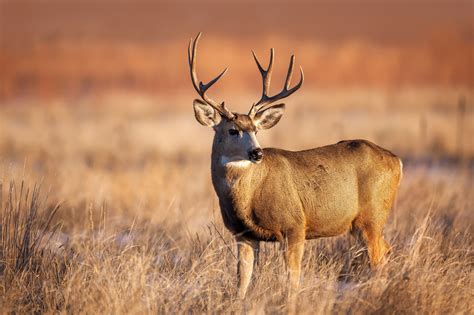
[{"x1": 0, "y1": 91, "x2": 473, "y2": 313}]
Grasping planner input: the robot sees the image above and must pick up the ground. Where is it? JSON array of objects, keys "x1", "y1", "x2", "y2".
[{"x1": 0, "y1": 90, "x2": 472, "y2": 313}]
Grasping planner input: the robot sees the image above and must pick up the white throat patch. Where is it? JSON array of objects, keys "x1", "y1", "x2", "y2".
[{"x1": 220, "y1": 156, "x2": 252, "y2": 168}]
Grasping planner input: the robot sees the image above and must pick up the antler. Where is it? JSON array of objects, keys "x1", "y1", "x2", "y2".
[
  {"x1": 188, "y1": 32, "x2": 235, "y2": 119},
  {"x1": 249, "y1": 49, "x2": 304, "y2": 116}
]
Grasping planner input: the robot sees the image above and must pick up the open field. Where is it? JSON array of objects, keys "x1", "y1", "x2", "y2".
[
  {"x1": 0, "y1": 91, "x2": 472, "y2": 313},
  {"x1": 0, "y1": 0, "x2": 472, "y2": 313}
]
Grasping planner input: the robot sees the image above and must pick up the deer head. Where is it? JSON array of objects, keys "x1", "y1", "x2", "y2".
[{"x1": 189, "y1": 33, "x2": 304, "y2": 164}]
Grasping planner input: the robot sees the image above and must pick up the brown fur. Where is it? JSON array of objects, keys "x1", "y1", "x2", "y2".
[
  {"x1": 202, "y1": 114, "x2": 403, "y2": 297},
  {"x1": 213, "y1": 138, "x2": 401, "y2": 242},
  {"x1": 189, "y1": 38, "x2": 400, "y2": 295}
]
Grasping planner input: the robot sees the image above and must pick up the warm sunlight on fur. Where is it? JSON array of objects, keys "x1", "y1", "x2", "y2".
[{"x1": 0, "y1": 1, "x2": 472, "y2": 313}]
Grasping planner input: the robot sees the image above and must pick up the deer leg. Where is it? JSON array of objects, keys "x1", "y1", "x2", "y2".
[
  {"x1": 284, "y1": 230, "x2": 305, "y2": 294},
  {"x1": 236, "y1": 236, "x2": 258, "y2": 298},
  {"x1": 358, "y1": 223, "x2": 390, "y2": 268}
]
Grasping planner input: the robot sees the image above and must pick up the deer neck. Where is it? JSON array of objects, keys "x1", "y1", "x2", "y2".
[
  {"x1": 210, "y1": 137, "x2": 276, "y2": 239},
  {"x1": 210, "y1": 140, "x2": 260, "y2": 199}
]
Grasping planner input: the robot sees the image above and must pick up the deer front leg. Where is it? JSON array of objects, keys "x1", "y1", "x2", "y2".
[
  {"x1": 236, "y1": 236, "x2": 258, "y2": 298},
  {"x1": 284, "y1": 230, "x2": 305, "y2": 294}
]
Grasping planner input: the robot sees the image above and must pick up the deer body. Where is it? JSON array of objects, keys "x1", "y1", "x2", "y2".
[
  {"x1": 188, "y1": 33, "x2": 402, "y2": 297},
  {"x1": 212, "y1": 141, "x2": 401, "y2": 243}
]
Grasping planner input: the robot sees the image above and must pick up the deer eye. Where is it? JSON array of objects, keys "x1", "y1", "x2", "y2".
[{"x1": 228, "y1": 129, "x2": 239, "y2": 136}]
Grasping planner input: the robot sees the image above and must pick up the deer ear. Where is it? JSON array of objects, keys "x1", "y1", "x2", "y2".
[
  {"x1": 193, "y1": 99, "x2": 221, "y2": 127},
  {"x1": 254, "y1": 104, "x2": 285, "y2": 130}
]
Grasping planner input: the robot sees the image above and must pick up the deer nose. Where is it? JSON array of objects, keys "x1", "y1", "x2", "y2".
[{"x1": 249, "y1": 148, "x2": 263, "y2": 162}]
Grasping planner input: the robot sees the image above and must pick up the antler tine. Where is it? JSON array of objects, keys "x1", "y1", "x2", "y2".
[
  {"x1": 249, "y1": 50, "x2": 304, "y2": 116},
  {"x1": 188, "y1": 32, "x2": 234, "y2": 119},
  {"x1": 251, "y1": 49, "x2": 274, "y2": 106},
  {"x1": 285, "y1": 55, "x2": 295, "y2": 90}
]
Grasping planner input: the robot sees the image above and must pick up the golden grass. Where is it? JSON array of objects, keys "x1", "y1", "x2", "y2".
[{"x1": 0, "y1": 91, "x2": 472, "y2": 313}]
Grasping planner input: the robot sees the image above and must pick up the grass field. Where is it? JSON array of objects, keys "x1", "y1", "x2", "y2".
[{"x1": 0, "y1": 89, "x2": 472, "y2": 313}]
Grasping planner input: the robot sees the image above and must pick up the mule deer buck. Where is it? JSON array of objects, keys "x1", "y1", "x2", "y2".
[{"x1": 189, "y1": 33, "x2": 403, "y2": 297}]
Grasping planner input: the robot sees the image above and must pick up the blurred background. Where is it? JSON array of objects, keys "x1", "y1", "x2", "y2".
[
  {"x1": 0, "y1": 0, "x2": 472, "y2": 220},
  {"x1": 0, "y1": 2, "x2": 473, "y2": 313},
  {"x1": 0, "y1": 0, "x2": 472, "y2": 97}
]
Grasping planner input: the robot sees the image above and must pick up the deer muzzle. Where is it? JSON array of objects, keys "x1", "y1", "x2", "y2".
[{"x1": 249, "y1": 148, "x2": 263, "y2": 163}]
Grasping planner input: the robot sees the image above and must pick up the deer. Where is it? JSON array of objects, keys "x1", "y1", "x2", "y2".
[{"x1": 188, "y1": 33, "x2": 403, "y2": 298}]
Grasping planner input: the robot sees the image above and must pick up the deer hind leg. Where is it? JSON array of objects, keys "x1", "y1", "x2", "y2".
[
  {"x1": 354, "y1": 220, "x2": 390, "y2": 268},
  {"x1": 236, "y1": 236, "x2": 258, "y2": 298},
  {"x1": 284, "y1": 229, "x2": 305, "y2": 294}
]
